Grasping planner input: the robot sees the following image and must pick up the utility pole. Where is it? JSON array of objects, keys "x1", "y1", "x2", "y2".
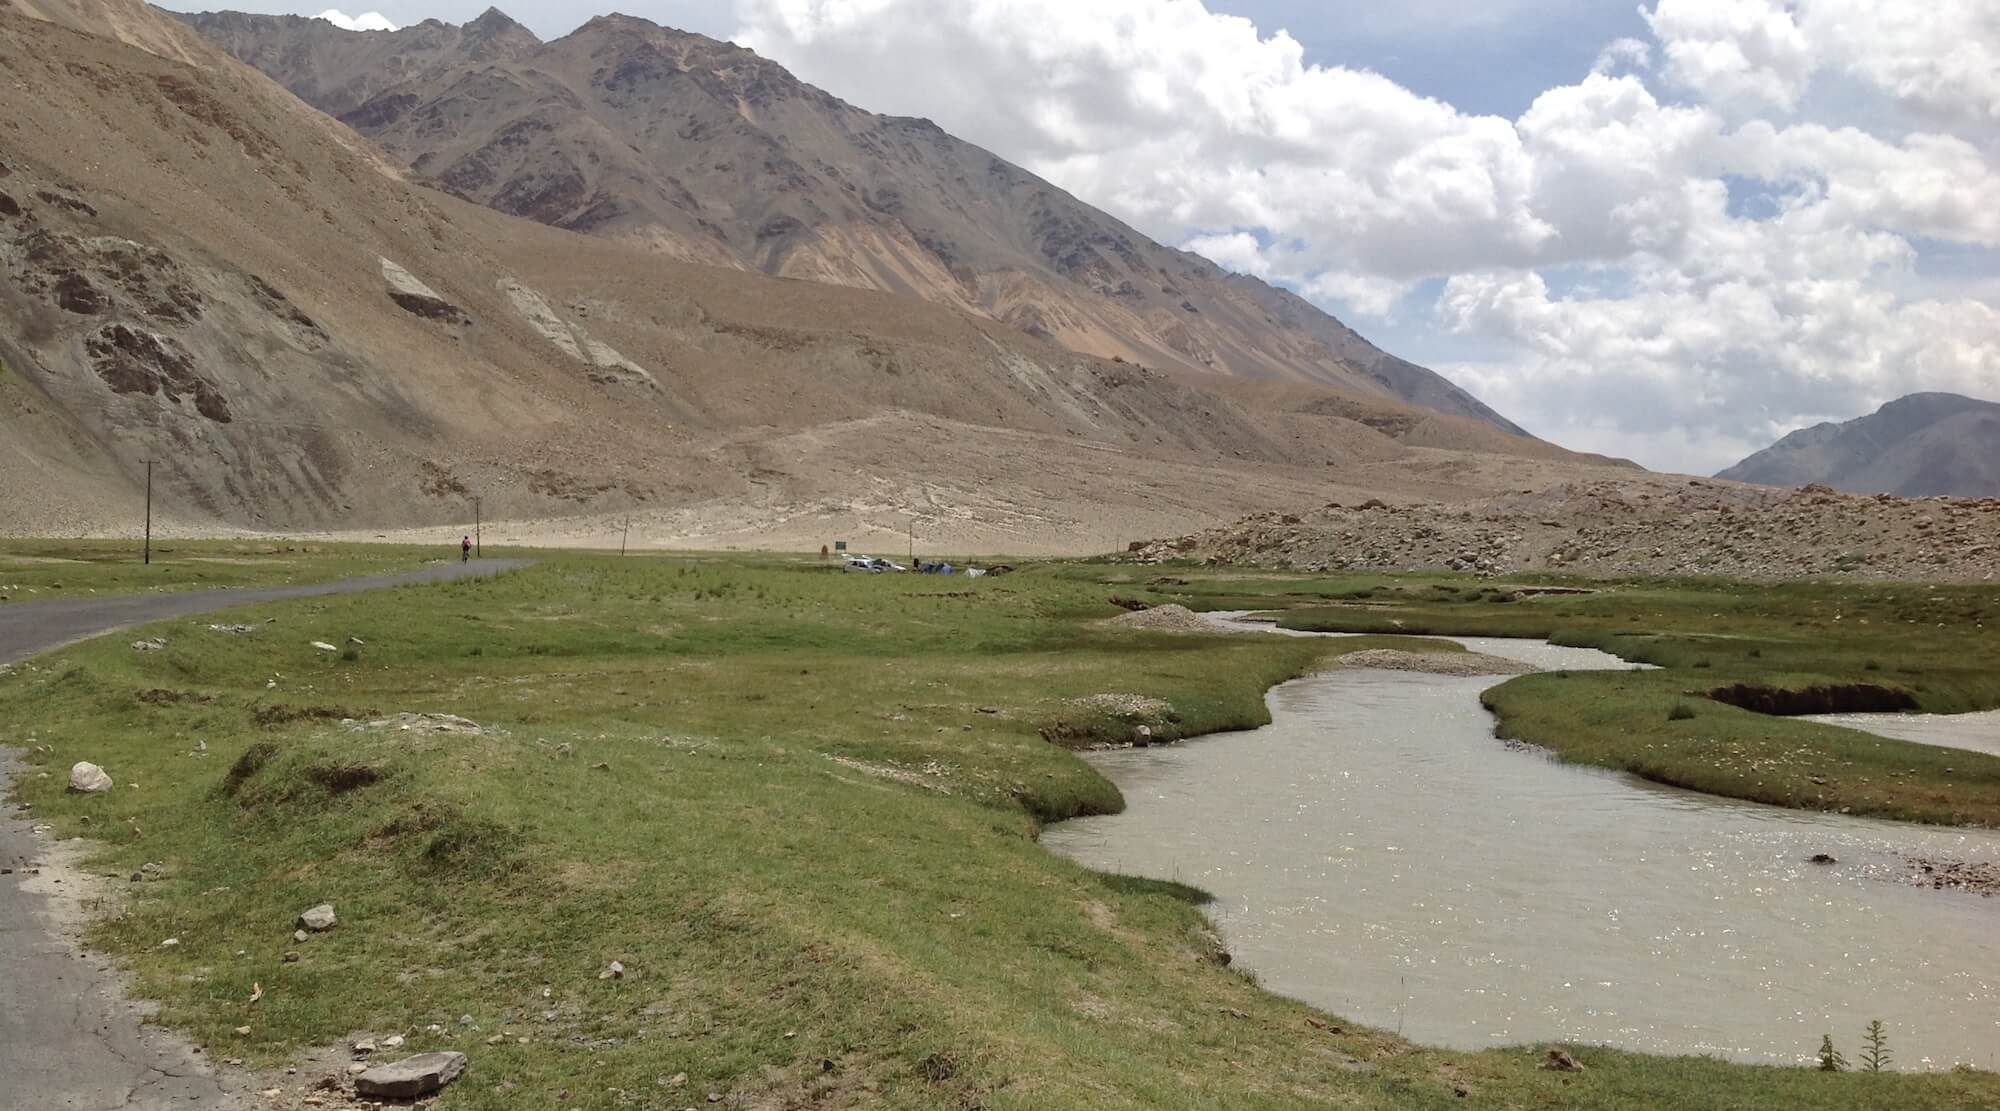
[
  {"x1": 907, "y1": 519, "x2": 914, "y2": 566},
  {"x1": 473, "y1": 496, "x2": 482, "y2": 558},
  {"x1": 620, "y1": 516, "x2": 630, "y2": 556},
  {"x1": 143, "y1": 459, "x2": 153, "y2": 565}
]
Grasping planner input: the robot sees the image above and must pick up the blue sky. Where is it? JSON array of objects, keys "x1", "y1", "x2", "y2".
[{"x1": 169, "y1": 2, "x2": 2000, "y2": 472}]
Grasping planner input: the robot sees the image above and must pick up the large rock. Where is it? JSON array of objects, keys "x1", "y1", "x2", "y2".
[
  {"x1": 296, "y1": 903, "x2": 337, "y2": 931},
  {"x1": 67, "y1": 762, "x2": 113, "y2": 793},
  {"x1": 353, "y1": 1052, "x2": 467, "y2": 1099}
]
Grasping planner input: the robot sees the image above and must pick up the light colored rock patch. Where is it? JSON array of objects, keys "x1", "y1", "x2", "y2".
[
  {"x1": 500, "y1": 278, "x2": 657, "y2": 389},
  {"x1": 499, "y1": 278, "x2": 587, "y2": 361},
  {"x1": 343, "y1": 712, "x2": 486, "y2": 736},
  {"x1": 379, "y1": 257, "x2": 445, "y2": 301}
]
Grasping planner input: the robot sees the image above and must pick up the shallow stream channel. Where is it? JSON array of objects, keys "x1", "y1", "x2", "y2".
[{"x1": 1042, "y1": 616, "x2": 2000, "y2": 1069}]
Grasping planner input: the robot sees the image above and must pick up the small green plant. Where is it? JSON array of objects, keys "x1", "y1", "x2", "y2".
[
  {"x1": 1667, "y1": 702, "x2": 1697, "y2": 722},
  {"x1": 1817, "y1": 1034, "x2": 1846, "y2": 1072},
  {"x1": 1861, "y1": 1020, "x2": 1892, "y2": 1072},
  {"x1": 1864, "y1": 660, "x2": 1882, "y2": 671},
  {"x1": 1748, "y1": 648, "x2": 1762, "y2": 658}
]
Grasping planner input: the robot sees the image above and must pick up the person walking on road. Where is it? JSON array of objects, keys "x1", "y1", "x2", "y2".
[{"x1": 461, "y1": 535, "x2": 473, "y2": 563}]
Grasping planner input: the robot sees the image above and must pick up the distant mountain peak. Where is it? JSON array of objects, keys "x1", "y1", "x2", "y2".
[
  {"x1": 465, "y1": 7, "x2": 533, "y2": 38},
  {"x1": 1719, "y1": 392, "x2": 2000, "y2": 497}
]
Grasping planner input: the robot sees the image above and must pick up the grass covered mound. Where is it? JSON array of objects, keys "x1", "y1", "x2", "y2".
[
  {"x1": 3, "y1": 556, "x2": 1997, "y2": 1109},
  {"x1": 1258, "y1": 574, "x2": 2000, "y2": 826}
]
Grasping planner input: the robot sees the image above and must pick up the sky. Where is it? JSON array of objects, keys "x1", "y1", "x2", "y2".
[{"x1": 175, "y1": 2, "x2": 2000, "y2": 474}]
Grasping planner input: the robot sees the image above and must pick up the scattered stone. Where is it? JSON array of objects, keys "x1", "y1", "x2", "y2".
[
  {"x1": 293, "y1": 929, "x2": 309, "y2": 943},
  {"x1": 1906, "y1": 856, "x2": 2000, "y2": 896},
  {"x1": 297, "y1": 904, "x2": 336, "y2": 932},
  {"x1": 600, "y1": 960, "x2": 625, "y2": 980},
  {"x1": 1105, "y1": 604, "x2": 1212, "y2": 631},
  {"x1": 284, "y1": 951, "x2": 300, "y2": 962},
  {"x1": 160, "y1": 938, "x2": 180, "y2": 948},
  {"x1": 1543, "y1": 1048, "x2": 1585, "y2": 1072},
  {"x1": 206, "y1": 624, "x2": 257, "y2": 635},
  {"x1": 1808, "y1": 853, "x2": 1838, "y2": 865},
  {"x1": 132, "y1": 638, "x2": 167, "y2": 652},
  {"x1": 311, "y1": 641, "x2": 339, "y2": 652},
  {"x1": 348, "y1": 636, "x2": 366, "y2": 646},
  {"x1": 352, "y1": 1038, "x2": 376, "y2": 1056},
  {"x1": 68, "y1": 762, "x2": 114, "y2": 793},
  {"x1": 382, "y1": 1034, "x2": 405, "y2": 1049},
  {"x1": 345, "y1": 712, "x2": 484, "y2": 736},
  {"x1": 234, "y1": 1026, "x2": 252, "y2": 1036},
  {"x1": 346, "y1": 1063, "x2": 368, "y2": 1076},
  {"x1": 1332, "y1": 649, "x2": 1537, "y2": 677},
  {"x1": 1132, "y1": 725, "x2": 1153, "y2": 748}
]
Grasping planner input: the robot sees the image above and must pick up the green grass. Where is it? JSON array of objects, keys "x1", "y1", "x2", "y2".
[
  {"x1": 1274, "y1": 576, "x2": 2000, "y2": 826},
  {"x1": 2, "y1": 555, "x2": 1996, "y2": 1109},
  {"x1": 0, "y1": 539, "x2": 449, "y2": 599}
]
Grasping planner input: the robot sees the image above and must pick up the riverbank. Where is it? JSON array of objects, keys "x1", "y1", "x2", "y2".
[
  {"x1": 4, "y1": 554, "x2": 1997, "y2": 1108},
  {"x1": 1046, "y1": 660, "x2": 2000, "y2": 1066},
  {"x1": 1246, "y1": 575, "x2": 2000, "y2": 827}
]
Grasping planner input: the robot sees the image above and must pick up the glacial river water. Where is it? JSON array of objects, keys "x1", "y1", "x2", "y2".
[{"x1": 1042, "y1": 627, "x2": 2000, "y2": 1069}]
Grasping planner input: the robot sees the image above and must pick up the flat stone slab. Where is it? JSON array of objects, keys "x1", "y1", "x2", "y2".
[{"x1": 354, "y1": 1051, "x2": 468, "y2": 1099}]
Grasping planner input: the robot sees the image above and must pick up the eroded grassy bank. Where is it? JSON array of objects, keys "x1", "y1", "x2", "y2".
[{"x1": 3, "y1": 556, "x2": 1996, "y2": 1109}]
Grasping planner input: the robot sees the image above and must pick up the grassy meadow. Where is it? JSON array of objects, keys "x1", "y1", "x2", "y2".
[
  {"x1": 3, "y1": 554, "x2": 1997, "y2": 1109},
  {"x1": 0, "y1": 539, "x2": 447, "y2": 598}
]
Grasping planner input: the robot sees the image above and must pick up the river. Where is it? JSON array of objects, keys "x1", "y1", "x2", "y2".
[{"x1": 1043, "y1": 627, "x2": 2000, "y2": 1069}]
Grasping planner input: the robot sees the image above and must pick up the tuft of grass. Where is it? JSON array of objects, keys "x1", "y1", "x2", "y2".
[{"x1": 1668, "y1": 701, "x2": 1698, "y2": 722}]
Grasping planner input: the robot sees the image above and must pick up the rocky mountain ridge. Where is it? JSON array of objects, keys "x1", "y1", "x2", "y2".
[
  {"x1": 1, "y1": 0, "x2": 1629, "y2": 549},
  {"x1": 1719, "y1": 393, "x2": 2000, "y2": 497},
  {"x1": 177, "y1": 6, "x2": 1529, "y2": 435}
]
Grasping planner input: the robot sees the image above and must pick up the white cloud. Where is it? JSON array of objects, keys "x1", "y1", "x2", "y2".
[
  {"x1": 1592, "y1": 37, "x2": 1653, "y2": 76},
  {"x1": 1643, "y1": 0, "x2": 1813, "y2": 111},
  {"x1": 1645, "y1": 1, "x2": 2000, "y2": 122},
  {"x1": 315, "y1": 9, "x2": 398, "y2": 32},
  {"x1": 733, "y1": 0, "x2": 2000, "y2": 471}
]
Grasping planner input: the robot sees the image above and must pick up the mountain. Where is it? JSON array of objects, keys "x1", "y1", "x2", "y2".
[
  {"x1": 176, "y1": 7, "x2": 1527, "y2": 435},
  {"x1": 0, "y1": 0, "x2": 1626, "y2": 551},
  {"x1": 1718, "y1": 393, "x2": 2000, "y2": 497}
]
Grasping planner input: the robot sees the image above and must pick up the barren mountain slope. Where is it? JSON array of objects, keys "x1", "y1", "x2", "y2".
[
  {"x1": 179, "y1": 8, "x2": 1529, "y2": 434},
  {"x1": 0, "y1": 1, "x2": 1631, "y2": 549},
  {"x1": 1719, "y1": 393, "x2": 2000, "y2": 498}
]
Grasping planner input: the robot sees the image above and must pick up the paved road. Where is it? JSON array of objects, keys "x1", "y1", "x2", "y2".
[{"x1": 0, "y1": 559, "x2": 529, "y2": 1110}]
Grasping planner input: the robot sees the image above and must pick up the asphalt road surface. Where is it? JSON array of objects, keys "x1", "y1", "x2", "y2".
[{"x1": 0, "y1": 559, "x2": 529, "y2": 1110}]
